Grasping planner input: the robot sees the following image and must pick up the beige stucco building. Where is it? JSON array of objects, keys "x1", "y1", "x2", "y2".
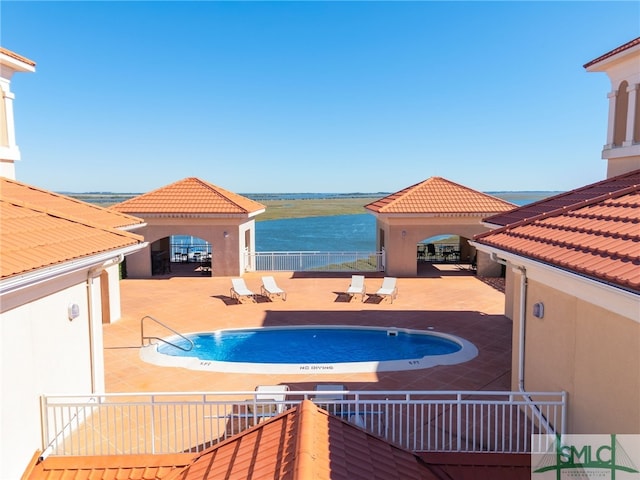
[
  {"x1": 365, "y1": 177, "x2": 515, "y2": 277},
  {"x1": 473, "y1": 37, "x2": 640, "y2": 434},
  {"x1": 0, "y1": 180, "x2": 147, "y2": 478},
  {"x1": 0, "y1": 47, "x2": 35, "y2": 179},
  {"x1": 111, "y1": 177, "x2": 266, "y2": 278},
  {"x1": 0, "y1": 47, "x2": 149, "y2": 477}
]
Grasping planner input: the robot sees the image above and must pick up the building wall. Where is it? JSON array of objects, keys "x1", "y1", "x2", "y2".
[
  {"x1": 1, "y1": 273, "x2": 103, "y2": 479},
  {"x1": 124, "y1": 217, "x2": 256, "y2": 277},
  {"x1": 589, "y1": 42, "x2": 640, "y2": 178},
  {"x1": 509, "y1": 271, "x2": 639, "y2": 434},
  {"x1": 375, "y1": 215, "x2": 491, "y2": 277},
  {"x1": 102, "y1": 263, "x2": 122, "y2": 323}
]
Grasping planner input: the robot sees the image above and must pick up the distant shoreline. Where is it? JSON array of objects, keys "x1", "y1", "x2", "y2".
[{"x1": 65, "y1": 191, "x2": 561, "y2": 221}]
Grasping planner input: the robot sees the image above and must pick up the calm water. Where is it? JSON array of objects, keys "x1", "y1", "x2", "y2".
[
  {"x1": 157, "y1": 328, "x2": 461, "y2": 363},
  {"x1": 173, "y1": 192, "x2": 558, "y2": 253},
  {"x1": 256, "y1": 214, "x2": 375, "y2": 252}
]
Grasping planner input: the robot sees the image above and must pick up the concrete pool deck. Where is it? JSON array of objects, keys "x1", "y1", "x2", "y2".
[{"x1": 103, "y1": 264, "x2": 513, "y2": 394}]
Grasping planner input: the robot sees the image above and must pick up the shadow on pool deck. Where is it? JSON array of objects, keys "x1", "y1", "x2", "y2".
[{"x1": 104, "y1": 271, "x2": 512, "y2": 394}]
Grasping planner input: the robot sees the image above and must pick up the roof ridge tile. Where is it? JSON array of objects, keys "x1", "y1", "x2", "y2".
[{"x1": 112, "y1": 177, "x2": 265, "y2": 215}]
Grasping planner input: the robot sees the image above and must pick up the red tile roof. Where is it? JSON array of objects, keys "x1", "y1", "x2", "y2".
[
  {"x1": 418, "y1": 452, "x2": 531, "y2": 480},
  {"x1": 23, "y1": 401, "x2": 535, "y2": 480},
  {"x1": 111, "y1": 177, "x2": 266, "y2": 216},
  {"x1": 21, "y1": 452, "x2": 194, "y2": 480},
  {"x1": 0, "y1": 178, "x2": 146, "y2": 279},
  {"x1": 0, "y1": 46, "x2": 36, "y2": 67},
  {"x1": 365, "y1": 177, "x2": 515, "y2": 216},
  {"x1": 474, "y1": 182, "x2": 640, "y2": 293},
  {"x1": 1, "y1": 198, "x2": 144, "y2": 279},
  {"x1": 1, "y1": 177, "x2": 144, "y2": 230},
  {"x1": 583, "y1": 36, "x2": 640, "y2": 69},
  {"x1": 25, "y1": 401, "x2": 443, "y2": 480},
  {"x1": 172, "y1": 400, "x2": 439, "y2": 480},
  {"x1": 483, "y1": 169, "x2": 640, "y2": 227}
]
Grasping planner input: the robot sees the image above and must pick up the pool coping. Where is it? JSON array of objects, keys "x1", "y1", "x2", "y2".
[{"x1": 139, "y1": 325, "x2": 479, "y2": 374}]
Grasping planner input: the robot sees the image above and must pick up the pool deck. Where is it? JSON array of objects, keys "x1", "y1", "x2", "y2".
[{"x1": 103, "y1": 264, "x2": 513, "y2": 394}]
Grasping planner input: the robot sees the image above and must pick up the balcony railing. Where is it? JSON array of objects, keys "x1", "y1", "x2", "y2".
[
  {"x1": 246, "y1": 251, "x2": 385, "y2": 272},
  {"x1": 40, "y1": 390, "x2": 565, "y2": 458}
]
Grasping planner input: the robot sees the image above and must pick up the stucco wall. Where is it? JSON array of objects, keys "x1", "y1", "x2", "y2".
[
  {"x1": 1, "y1": 276, "x2": 102, "y2": 479},
  {"x1": 375, "y1": 216, "x2": 492, "y2": 277},
  {"x1": 509, "y1": 272, "x2": 640, "y2": 434},
  {"x1": 124, "y1": 217, "x2": 256, "y2": 277},
  {"x1": 103, "y1": 263, "x2": 121, "y2": 323}
]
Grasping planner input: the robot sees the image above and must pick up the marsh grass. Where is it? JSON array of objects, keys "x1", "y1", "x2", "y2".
[
  {"x1": 77, "y1": 194, "x2": 381, "y2": 221},
  {"x1": 257, "y1": 197, "x2": 379, "y2": 221}
]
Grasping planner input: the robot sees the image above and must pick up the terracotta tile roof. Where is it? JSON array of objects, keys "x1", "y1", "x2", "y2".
[
  {"x1": 0, "y1": 46, "x2": 36, "y2": 67},
  {"x1": 1, "y1": 177, "x2": 144, "y2": 230},
  {"x1": 365, "y1": 177, "x2": 515, "y2": 216},
  {"x1": 1, "y1": 198, "x2": 145, "y2": 279},
  {"x1": 418, "y1": 452, "x2": 531, "y2": 480},
  {"x1": 583, "y1": 36, "x2": 640, "y2": 69},
  {"x1": 483, "y1": 169, "x2": 640, "y2": 226},
  {"x1": 26, "y1": 401, "x2": 444, "y2": 480},
  {"x1": 111, "y1": 177, "x2": 266, "y2": 216},
  {"x1": 173, "y1": 400, "x2": 440, "y2": 480},
  {"x1": 21, "y1": 452, "x2": 194, "y2": 480},
  {"x1": 474, "y1": 183, "x2": 640, "y2": 293}
]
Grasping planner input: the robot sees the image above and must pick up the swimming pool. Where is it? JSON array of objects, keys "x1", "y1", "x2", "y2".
[{"x1": 140, "y1": 325, "x2": 478, "y2": 374}]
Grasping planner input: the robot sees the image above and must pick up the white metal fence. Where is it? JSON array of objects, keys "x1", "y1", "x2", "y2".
[
  {"x1": 245, "y1": 251, "x2": 385, "y2": 272},
  {"x1": 40, "y1": 390, "x2": 565, "y2": 458}
]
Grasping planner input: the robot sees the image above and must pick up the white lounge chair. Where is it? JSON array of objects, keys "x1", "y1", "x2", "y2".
[
  {"x1": 255, "y1": 385, "x2": 290, "y2": 414},
  {"x1": 230, "y1": 278, "x2": 256, "y2": 303},
  {"x1": 345, "y1": 275, "x2": 366, "y2": 302},
  {"x1": 312, "y1": 384, "x2": 345, "y2": 415},
  {"x1": 313, "y1": 384, "x2": 345, "y2": 401},
  {"x1": 312, "y1": 385, "x2": 364, "y2": 426},
  {"x1": 260, "y1": 276, "x2": 287, "y2": 301},
  {"x1": 375, "y1": 277, "x2": 398, "y2": 303}
]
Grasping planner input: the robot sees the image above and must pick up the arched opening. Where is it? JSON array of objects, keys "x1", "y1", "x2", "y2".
[
  {"x1": 416, "y1": 234, "x2": 461, "y2": 263},
  {"x1": 416, "y1": 234, "x2": 476, "y2": 276},
  {"x1": 613, "y1": 81, "x2": 629, "y2": 147},
  {"x1": 150, "y1": 234, "x2": 212, "y2": 277}
]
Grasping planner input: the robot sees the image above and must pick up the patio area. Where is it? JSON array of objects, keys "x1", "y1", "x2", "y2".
[{"x1": 103, "y1": 266, "x2": 512, "y2": 395}]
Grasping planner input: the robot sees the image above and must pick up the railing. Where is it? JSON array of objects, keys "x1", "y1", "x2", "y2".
[
  {"x1": 140, "y1": 315, "x2": 194, "y2": 351},
  {"x1": 246, "y1": 251, "x2": 385, "y2": 272},
  {"x1": 417, "y1": 243, "x2": 466, "y2": 263},
  {"x1": 40, "y1": 390, "x2": 565, "y2": 457},
  {"x1": 170, "y1": 242, "x2": 211, "y2": 263}
]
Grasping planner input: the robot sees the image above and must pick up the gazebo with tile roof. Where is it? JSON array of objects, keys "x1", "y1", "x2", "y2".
[
  {"x1": 111, "y1": 177, "x2": 265, "y2": 277},
  {"x1": 365, "y1": 177, "x2": 516, "y2": 277}
]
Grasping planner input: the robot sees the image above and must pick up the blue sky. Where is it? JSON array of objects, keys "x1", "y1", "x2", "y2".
[{"x1": 3, "y1": 1, "x2": 639, "y2": 194}]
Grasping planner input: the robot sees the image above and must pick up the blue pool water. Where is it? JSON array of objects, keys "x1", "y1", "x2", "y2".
[{"x1": 157, "y1": 326, "x2": 462, "y2": 364}]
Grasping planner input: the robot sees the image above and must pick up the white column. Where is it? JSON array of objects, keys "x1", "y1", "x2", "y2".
[
  {"x1": 0, "y1": 80, "x2": 20, "y2": 180},
  {"x1": 605, "y1": 90, "x2": 617, "y2": 148},
  {"x1": 623, "y1": 83, "x2": 639, "y2": 146},
  {"x1": 2, "y1": 88, "x2": 17, "y2": 150}
]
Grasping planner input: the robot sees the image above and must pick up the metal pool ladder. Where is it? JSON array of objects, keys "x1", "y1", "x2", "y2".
[{"x1": 140, "y1": 315, "x2": 194, "y2": 351}]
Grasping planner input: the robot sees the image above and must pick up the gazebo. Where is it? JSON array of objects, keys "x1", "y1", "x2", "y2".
[
  {"x1": 111, "y1": 177, "x2": 265, "y2": 277},
  {"x1": 365, "y1": 177, "x2": 516, "y2": 277}
]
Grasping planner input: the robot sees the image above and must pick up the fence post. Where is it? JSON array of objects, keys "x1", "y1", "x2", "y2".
[
  {"x1": 561, "y1": 391, "x2": 567, "y2": 435},
  {"x1": 150, "y1": 395, "x2": 156, "y2": 454},
  {"x1": 39, "y1": 395, "x2": 49, "y2": 456},
  {"x1": 456, "y1": 393, "x2": 462, "y2": 451}
]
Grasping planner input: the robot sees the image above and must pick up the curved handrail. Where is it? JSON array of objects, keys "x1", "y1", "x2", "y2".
[{"x1": 140, "y1": 315, "x2": 194, "y2": 352}]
